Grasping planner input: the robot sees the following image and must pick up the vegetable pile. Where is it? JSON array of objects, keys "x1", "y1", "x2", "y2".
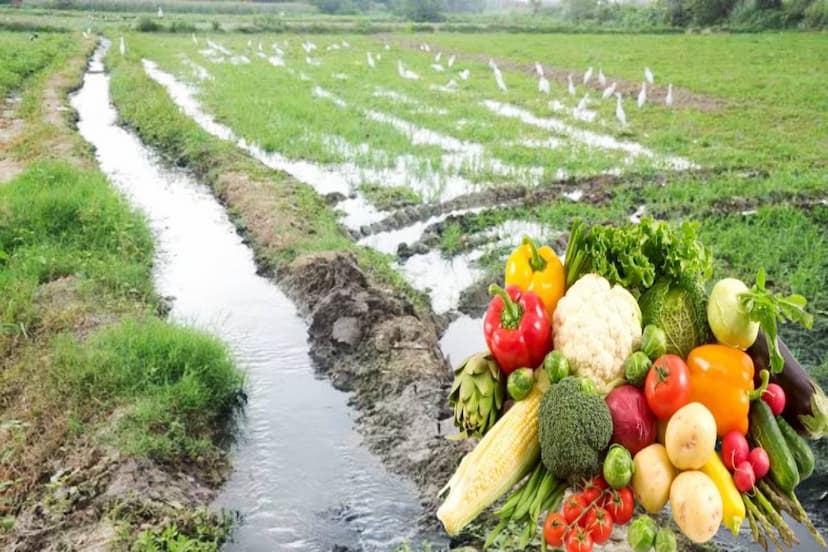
[{"x1": 436, "y1": 220, "x2": 827, "y2": 551}]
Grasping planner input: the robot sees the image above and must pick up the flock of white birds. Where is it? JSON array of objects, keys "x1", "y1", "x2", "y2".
[{"x1": 118, "y1": 32, "x2": 679, "y2": 132}]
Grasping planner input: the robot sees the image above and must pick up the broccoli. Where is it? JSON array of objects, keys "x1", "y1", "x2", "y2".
[{"x1": 538, "y1": 376, "x2": 613, "y2": 481}]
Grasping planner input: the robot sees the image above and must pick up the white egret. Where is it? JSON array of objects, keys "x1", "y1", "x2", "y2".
[
  {"x1": 397, "y1": 60, "x2": 419, "y2": 80},
  {"x1": 492, "y1": 64, "x2": 507, "y2": 93},
  {"x1": 601, "y1": 81, "x2": 617, "y2": 100},
  {"x1": 305, "y1": 56, "x2": 320, "y2": 66},
  {"x1": 366, "y1": 51, "x2": 375, "y2": 68},
  {"x1": 459, "y1": 69, "x2": 470, "y2": 80},
  {"x1": 247, "y1": 39, "x2": 252, "y2": 48},
  {"x1": 538, "y1": 76, "x2": 550, "y2": 94},
  {"x1": 583, "y1": 66, "x2": 593, "y2": 84},
  {"x1": 258, "y1": 41, "x2": 263, "y2": 52},
  {"x1": 384, "y1": 43, "x2": 390, "y2": 50},
  {"x1": 191, "y1": 33, "x2": 198, "y2": 45},
  {"x1": 567, "y1": 74, "x2": 576, "y2": 96},
  {"x1": 82, "y1": 30, "x2": 89, "y2": 39},
  {"x1": 645, "y1": 67, "x2": 654, "y2": 84},
  {"x1": 598, "y1": 67, "x2": 606, "y2": 87},
  {"x1": 637, "y1": 82, "x2": 647, "y2": 108},
  {"x1": 447, "y1": 79, "x2": 458, "y2": 89},
  {"x1": 432, "y1": 64, "x2": 445, "y2": 72},
  {"x1": 615, "y1": 93, "x2": 627, "y2": 127},
  {"x1": 342, "y1": 40, "x2": 350, "y2": 48},
  {"x1": 535, "y1": 61, "x2": 544, "y2": 77},
  {"x1": 447, "y1": 54, "x2": 455, "y2": 68},
  {"x1": 119, "y1": 36, "x2": 125, "y2": 56},
  {"x1": 666, "y1": 83, "x2": 674, "y2": 107},
  {"x1": 157, "y1": 6, "x2": 163, "y2": 18},
  {"x1": 576, "y1": 93, "x2": 589, "y2": 112},
  {"x1": 435, "y1": 52, "x2": 442, "y2": 62}
]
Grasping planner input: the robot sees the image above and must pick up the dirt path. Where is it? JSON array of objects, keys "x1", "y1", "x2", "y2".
[{"x1": 0, "y1": 94, "x2": 26, "y2": 183}]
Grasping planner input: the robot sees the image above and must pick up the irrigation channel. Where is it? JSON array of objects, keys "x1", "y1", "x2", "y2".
[
  {"x1": 66, "y1": 38, "x2": 827, "y2": 551},
  {"x1": 71, "y1": 40, "x2": 442, "y2": 551}
]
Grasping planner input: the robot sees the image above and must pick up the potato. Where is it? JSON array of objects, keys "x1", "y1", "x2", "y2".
[
  {"x1": 670, "y1": 471, "x2": 723, "y2": 543},
  {"x1": 665, "y1": 402, "x2": 717, "y2": 470},
  {"x1": 632, "y1": 444, "x2": 678, "y2": 513}
]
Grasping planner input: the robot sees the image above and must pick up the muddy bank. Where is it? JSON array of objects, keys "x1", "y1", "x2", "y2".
[
  {"x1": 279, "y1": 252, "x2": 469, "y2": 504},
  {"x1": 359, "y1": 167, "x2": 737, "y2": 240}
]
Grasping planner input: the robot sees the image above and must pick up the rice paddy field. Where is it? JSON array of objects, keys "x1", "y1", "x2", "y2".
[
  {"x1": 124, "y1": 30, "x2": 828, "y2": 321},
  {"x1": 1, "y1": 7, "x2": 827, "y2": 549}
]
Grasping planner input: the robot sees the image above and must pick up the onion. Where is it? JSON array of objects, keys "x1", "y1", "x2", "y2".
[{"x1": 605, "y1": 385, "x2": 657, "y2": 456}]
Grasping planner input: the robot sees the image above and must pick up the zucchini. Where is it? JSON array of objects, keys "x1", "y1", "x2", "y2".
[
  {"x1": 776, "y1": 416, "x2": 815, "y2": 481},
  {"x1": 748, "y1": 401, "x2": 799, "y2": 493}
]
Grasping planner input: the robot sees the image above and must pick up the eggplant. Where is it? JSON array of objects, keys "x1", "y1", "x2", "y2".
[{"x1": 749, "y1": 331, "x2": 828, "y2": 440}]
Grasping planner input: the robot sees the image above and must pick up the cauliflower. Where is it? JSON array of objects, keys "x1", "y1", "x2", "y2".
[{"x1": 553, "y1": 273, "x2": 642, "y2": 395}]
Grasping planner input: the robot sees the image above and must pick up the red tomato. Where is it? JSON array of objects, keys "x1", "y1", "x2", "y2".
[
  {"x1": 581, "y1": 476, "x2": 608, "y2": 505},
  {"x1": 565, "y1": 527, "x2": 594, "y2": 552},
  {"x1": 562, "y1": 494, "x2": 588, "y2": 525},
  {"x1": 544, "y1": 512, "x2": 568, "y2": 547},
  {"x1": 584, "y1": 507, "x2": 614, "y2": 544},
  {"x1": 645, "y1": 355, "x2": 691, "y2": 420},
  {"x1": 603, "y1": 487, "x2": 634, "y2": 525}
]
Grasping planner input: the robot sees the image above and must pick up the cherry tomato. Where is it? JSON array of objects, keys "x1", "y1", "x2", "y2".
[
  {"x1": 603, "y1": 486, "x2": 634, "y2": 525},
  {"x1": 584, "y1": 506, "x2": 614, "y2": 544},
  {"x1": 544, "y1": 512, "x2": 568, "y2": 547},
  {"x1": 565, "y1": 527, "x2": 594, "y2": 552},
  {"x1": 645, "y1": 354, "x2": 691, "y2": 420},
  {"x1": 581, "y1": 476, "x2": 608, "y2": 505},
  {"x1": 563, "y1": 494, "x2": 588, "y2": 525}
]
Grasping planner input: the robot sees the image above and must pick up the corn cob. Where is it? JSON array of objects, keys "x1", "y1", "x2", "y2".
[{"x1": 437, "y1": 376, "x2": 547, "y2": 536}]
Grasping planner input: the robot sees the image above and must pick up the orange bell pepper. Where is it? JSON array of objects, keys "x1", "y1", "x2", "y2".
[
  {"x1": 687, "y1": 344, "x2": 769, "y2": 436},
  {"x1": 505, "y1": 236, "x2": 565, "y2": 320}
]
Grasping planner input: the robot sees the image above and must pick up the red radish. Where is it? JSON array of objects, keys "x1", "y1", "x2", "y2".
[
  {"x1": 762, "y1": 383, "x2": 786, "y2": 416},
  {"x1": 733, "y1": 461, "x2": 756, "y2": 492},
  {"x1": 748, "y1": 447, "x2": 770, "y2": 479},
  {"x1": 721, "y1": 431, "x2": 750, "y2": 471}
]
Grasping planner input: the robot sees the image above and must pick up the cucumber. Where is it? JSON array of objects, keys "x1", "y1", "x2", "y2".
[
  {"x1": 777, "y1": 416, "x2": 815, "y2": 481},
  {"x1": 749, "y1": 400, "x2": 799, "y2": 493}
]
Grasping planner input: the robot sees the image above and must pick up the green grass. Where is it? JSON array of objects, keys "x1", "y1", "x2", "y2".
[
  {"x1": 0, "y1": 162, "x2": 155, "y2": 345},
  {"x1": 359, "y1": 182, "x2": 420, "y2": 209},
  {"x1": 0, "y1": 32, "x2": 77, "y2": 98},
  {"x1": 53, "y1": 318, "x2": 244, "y2": 465}
]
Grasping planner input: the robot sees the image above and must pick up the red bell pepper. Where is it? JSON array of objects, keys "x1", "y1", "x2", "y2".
[{"x1": 484, "y1": 284, "x2": 551, "y2": 374}]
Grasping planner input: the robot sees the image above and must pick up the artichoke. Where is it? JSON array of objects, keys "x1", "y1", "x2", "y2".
[{"x1": 448, "y1": 352, "x2": 505, "y2": 439}]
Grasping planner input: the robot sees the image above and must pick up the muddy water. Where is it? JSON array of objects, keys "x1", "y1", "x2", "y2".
[{"x1": 72, "y1": 41, "x2": 439, "y2": 552}]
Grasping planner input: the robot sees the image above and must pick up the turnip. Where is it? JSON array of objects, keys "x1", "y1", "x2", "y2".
[
  {"x1": 733, "y1": 461, "x2": 756, "y2": 492},
  {"x1": 748, "y1": 447, "x2": 770, "y2": 479},
  {"x1": 721, "y1": 431, "x2": 749, "y2": 471},
  {"x1": 707, "y1": 278, "x2": 759, "y2": 350}
]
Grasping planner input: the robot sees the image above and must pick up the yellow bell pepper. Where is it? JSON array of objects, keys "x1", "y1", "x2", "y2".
[{"x1": 505, "y1": 236, "x2": 565, "y2": 320}]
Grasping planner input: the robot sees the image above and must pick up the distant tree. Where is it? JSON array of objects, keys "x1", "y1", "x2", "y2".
[
  {"x1": 687, "y1": 0, "x2": 737, "y2": 23},
  {"x1": 398, "y1": 0, "x2": 445, "y2": 21},
  {"x1": 561, "y1": 0, "x2": 599, "y2": 20}
]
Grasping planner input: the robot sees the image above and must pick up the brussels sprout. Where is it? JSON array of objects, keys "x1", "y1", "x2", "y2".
[
  {"x1": 578, "y1": 377, "x2": 597, "y2": 395},
  {"x1": 624, "y1": 351, "x2": 652, "y2": 387},
  {"x1": 603, "y1": 443, "x2": 634, "y2": 489},
  {"x1": 654, "y1": 528, "x2": 677, "y2": 552},
  {"x1": 628, "y1": 515, "x2": 657, "y2": 552},
  {"x1": 543, "y1": 350, "x2": 570, "y2": 384},
  {"x1": 507, "y1": 368, "x2": 535, "y2": 401},
  {"x1": 641, "y1": 325, "x2": 668, "y2": 360}
]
